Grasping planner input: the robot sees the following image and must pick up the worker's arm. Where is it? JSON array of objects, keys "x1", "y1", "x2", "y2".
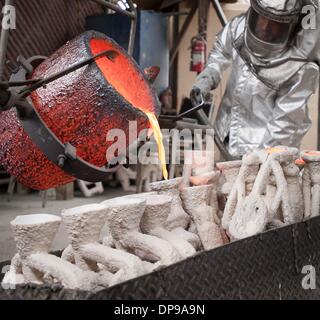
[
  {"x1": 192, "y1": 17, "x2": 235, "y2": 96},
  {"x1": 261, "y1": 62, "x2": 319, "y2": 149}
]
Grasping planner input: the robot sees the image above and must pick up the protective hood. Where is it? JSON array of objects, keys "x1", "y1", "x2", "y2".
[{"x1": 245, "y1": 0, "x2": 303, "y2": 58}]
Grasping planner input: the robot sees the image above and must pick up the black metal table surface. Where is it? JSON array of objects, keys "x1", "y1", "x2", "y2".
[{"x1": 1, "y1": 216, "x2": 320, "y2": 300}]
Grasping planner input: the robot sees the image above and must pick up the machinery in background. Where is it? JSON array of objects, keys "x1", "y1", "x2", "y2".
[{"x1": 86, "y1": 9, "x2": 170, "y2": 95}]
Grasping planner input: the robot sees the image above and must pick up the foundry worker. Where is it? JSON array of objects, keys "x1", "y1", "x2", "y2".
[{"x1": 190, "y1": 0, "x2": 319, "y2": 159}]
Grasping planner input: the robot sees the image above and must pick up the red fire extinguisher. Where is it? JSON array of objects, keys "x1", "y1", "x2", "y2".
[{"x1": 190, "y1": 35, "x2": 206, "y2": 73}]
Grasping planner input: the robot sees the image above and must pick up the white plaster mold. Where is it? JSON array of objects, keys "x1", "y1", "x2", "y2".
[{"x1": 4, "y1": 145, "x2": 316, "y2": 292}]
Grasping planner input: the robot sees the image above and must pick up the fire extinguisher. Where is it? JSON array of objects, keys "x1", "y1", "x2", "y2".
[{"x1": 190, "y1": 35, "x2": 206, "y2": 73}]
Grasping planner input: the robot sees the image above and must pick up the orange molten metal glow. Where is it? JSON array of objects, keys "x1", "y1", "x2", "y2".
[
  {"x1": 306, "y1": 151, "x2": 320, "y2": 156},
  {"x1": 90, "y1": 39, "x2": 155, "y2": 114},
  {"x1": 90, "y1": 39, "x2": 168, "y2": 180},
  {"x1": 295, "y1": 159, "x2": 305, "y2": 165},
  {"x1": 146, "y1": 113, "x2": 168, "y2": 180},
  {"x1": 265, "y1": 147, "x2": 283, "y2": 154}
]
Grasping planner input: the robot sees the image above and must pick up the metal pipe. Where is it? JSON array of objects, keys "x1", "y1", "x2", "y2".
[
  {"x1": 0, "y1": 0, "x2": 13, "y2": 80},
  {"x1": 159, "y1": 99, "x2": 205, "y2": 121},
  {"x1": 92, "y1": 0, "x2": 137, "y2": 56},
  {"x1": 18, "y1": 49, "x2": 118, "y2": 98},
  {"x1": 214, "y1": 132, "x2": 235, "y2": 161},
  {"x1": 126, "y1": 0, "x2": 135, "y2": 13},
  {"x1": 198, "y1": 0, "x2": 209, "y2": 39},
  {"x1": 127, "y1": 0, "x2": 137, "y2": 56},
  {"x1": 197, "y1": 109, "x2": 211, "y2": 126},
  {"x1": 170, "y1": 1, "x2": 197, "y2": 66},
  {"x1": 92, "y1": 0, "x2": 135, "y2": 18},
  {"x1": 197, "y1": 109, "x2": 235, "y2": 161},
  {"x1": 211, "y1": 0, "x2": 227, "y2": 27}
]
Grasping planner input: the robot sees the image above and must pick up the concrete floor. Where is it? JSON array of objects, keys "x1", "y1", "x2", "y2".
[{"x1": 0, "y1": 188, "x2": 131, "y2": 262}]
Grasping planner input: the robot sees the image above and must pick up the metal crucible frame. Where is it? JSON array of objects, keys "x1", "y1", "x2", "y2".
[{"x1": 0, "y1": 0, "x2": 138, "y2": 183}]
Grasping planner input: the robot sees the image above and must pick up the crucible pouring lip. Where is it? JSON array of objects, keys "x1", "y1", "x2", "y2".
[
  {"x1": 86, "y1": 32, "x2": 160, "y2": 117},
  {"x1": 30, "y1": 30, "x2": 160, "y2": 130}
]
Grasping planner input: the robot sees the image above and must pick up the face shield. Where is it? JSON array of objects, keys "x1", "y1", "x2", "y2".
[{"x1": 245, "y1": 0, "x2": 301, "y2": 59}]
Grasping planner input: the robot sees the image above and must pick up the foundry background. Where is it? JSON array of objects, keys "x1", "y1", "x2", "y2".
[{"x1": 0, "y1": 0, "x2": 104, "y2": 80}]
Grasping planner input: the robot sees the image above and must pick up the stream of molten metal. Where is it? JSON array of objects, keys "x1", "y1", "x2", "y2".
[
  {"x1": 146, "y1": 112, "x2": 168, "y2": 180},
  {"x1": 89, "y1": 40, "x2": 168, "y2": 180}
]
